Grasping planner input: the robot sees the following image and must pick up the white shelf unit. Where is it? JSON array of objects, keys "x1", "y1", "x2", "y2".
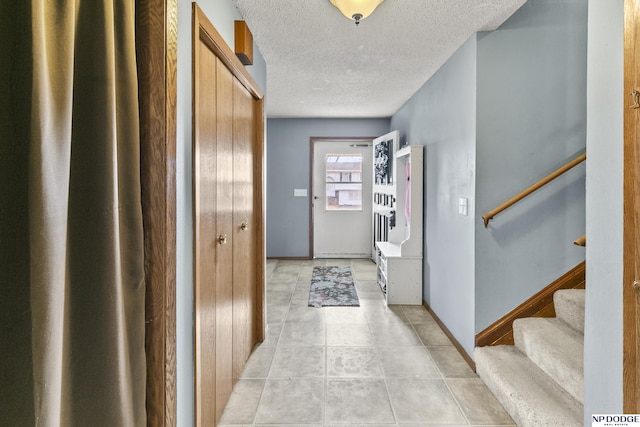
[{"x1": 374, "y1": 144, "x2": 424, "y2": 305}]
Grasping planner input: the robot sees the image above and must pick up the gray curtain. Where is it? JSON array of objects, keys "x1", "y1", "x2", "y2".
[{"x1": 1, "y1": 1, "x2": 146, "y2": 425}]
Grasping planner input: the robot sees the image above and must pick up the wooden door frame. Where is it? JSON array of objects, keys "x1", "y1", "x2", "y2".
[
  {"x1": 309, "y1": 137, "x2": 376, "y2": 259},
  {"x1": 136, "y1": 1, "x2": 266, "y2": 424},
  {"x1": 624, "y1": 0, "x2": 640, "y2": 412},
  {"x1": 136, "y1": 0, "x2": 178, "y2": 425}
]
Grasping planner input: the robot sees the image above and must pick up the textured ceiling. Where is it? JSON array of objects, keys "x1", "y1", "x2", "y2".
[{"x1": 233, "y1": 0, "x2": 527, "y2": 118}]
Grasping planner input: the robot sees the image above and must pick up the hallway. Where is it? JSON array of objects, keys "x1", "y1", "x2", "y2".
[{"x1": 218, "y1": 259, "x2": 514, "y2": 426}]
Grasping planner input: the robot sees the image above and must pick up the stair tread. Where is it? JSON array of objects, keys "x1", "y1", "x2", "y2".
[
  {"x1": 475, "y1": 345, "x2": 583, "y2": 427},
  {"x1": 554, "y1": 289, "x2": 585, "y2": 333},
  {"x1": 514, "y1": 317, "x2": 583, "y2": 404}
]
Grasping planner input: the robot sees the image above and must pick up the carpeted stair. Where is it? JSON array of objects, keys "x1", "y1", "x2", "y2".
[{"x1": 475, "y1": 289, "x2": 585, "y2": 427}]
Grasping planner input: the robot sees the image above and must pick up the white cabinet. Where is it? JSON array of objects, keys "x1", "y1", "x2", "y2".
[
  {"x1": 372, "y1": 135, "x2": 423, "y2": 305},
  {"x1": 376, "y1": 243, "x2": 423, "y2": 305}
]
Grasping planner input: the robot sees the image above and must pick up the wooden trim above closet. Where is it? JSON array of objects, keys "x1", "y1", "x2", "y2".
[{"x1": 194, "y1": 6, "x2": 263, "y2": 100}]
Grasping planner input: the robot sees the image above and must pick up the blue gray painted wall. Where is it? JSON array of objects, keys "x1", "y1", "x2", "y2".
[
  {"x1": 389, "y1": 0, "x2": 588, "y2": 357},
  {"x1": 584, "y1": 0, "x2": 624, "y2": 420},
  {"x1": 474, "y1": 0, "x2": 587, "y2": 332},
  {"x1": 390, "y1": 37, "x2": 478, "y2": 356},
  {"x1": 266, "y1": 118, "x2": 390, "y2": 257},
  {"x1": 175, "y1": 1, "x2": 267, "y2": 425}
]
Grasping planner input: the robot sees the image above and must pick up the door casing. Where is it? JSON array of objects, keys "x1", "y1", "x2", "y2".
[
  {"x1": 136, "y1": 0, "x2": 178, "y2": 425},
  {"x1": 309, "y1": 137, "x2": 377, "y2": 259},
  {"x1": 624, "y1": 0, "x2": 640, "y2": 412}
]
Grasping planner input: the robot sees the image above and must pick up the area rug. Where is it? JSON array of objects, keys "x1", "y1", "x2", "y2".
[{"x1": 308, "y1": 266, "x2": 360, "y2": 307}]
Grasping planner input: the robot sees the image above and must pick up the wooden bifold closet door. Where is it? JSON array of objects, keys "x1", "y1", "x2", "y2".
[{"x1": 193, "y1": 4, "x2": 264, "y2": 426}]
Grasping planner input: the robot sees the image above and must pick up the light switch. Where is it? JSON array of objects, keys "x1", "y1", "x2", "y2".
[
  {"x1": 294, "y1": 189, "x2": 307, "y2": 197},
  {"x1": 458, "y1": 197, "x2": 468, "y2": 216}
]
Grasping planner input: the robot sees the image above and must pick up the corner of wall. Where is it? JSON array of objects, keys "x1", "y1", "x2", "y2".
[{"x1": 583, "y1": 0, "x2": 624, "y2": 419}]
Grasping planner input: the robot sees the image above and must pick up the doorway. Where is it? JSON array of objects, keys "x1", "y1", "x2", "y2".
[{"x1": 311, "y1": 138, "x2": 373, "y2": 258}]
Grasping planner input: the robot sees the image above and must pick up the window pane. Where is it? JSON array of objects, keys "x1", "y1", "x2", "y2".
[
  {"x1": 325, "y1": 154, "x2": 363, "y2": 211},
  {"x1": 325, "y1": 154, "x2": 362, "y2": 183},
  {"x1": 325, "y1": 183, "x2": 362, "y2": 211}
]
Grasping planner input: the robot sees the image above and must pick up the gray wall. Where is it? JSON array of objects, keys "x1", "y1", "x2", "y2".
[
  {"x1": 390, "y1": 37, "x2": 478, "y2": 356},
  {"x1": 175, "y1": 1, "x2": 267, "y2": 425},
  {"x1": 474, "y1": 0, "x2": 587, "y2": 332},
  {"x1": 266, "y1": 118, "x2": 390, "y2": 258},
  {"x1": 584, "y1": 0, "x2": 624, "y2": 420},
  {"x1": 389, "y1": 0, "x2": 588, "y2": 356}
]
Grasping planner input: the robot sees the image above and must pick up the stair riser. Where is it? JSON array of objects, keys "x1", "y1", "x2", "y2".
[
  {"x1": 513, "y1": 318, "x2": 584, "y2": 404},
  {"x1": 554, "y1": 290, "x2": 585, "y2": 333}
]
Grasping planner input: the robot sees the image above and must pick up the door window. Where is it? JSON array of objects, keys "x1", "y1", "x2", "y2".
[{"x1": 325, "y1": 154, "x2": 362, "y2": 211}]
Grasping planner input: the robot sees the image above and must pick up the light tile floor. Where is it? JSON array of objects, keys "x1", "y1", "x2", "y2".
[{"x1": 218, "y1": 259, "x2": 514, "y2": 427}]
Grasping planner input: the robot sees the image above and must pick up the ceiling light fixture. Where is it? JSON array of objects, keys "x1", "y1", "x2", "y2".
[{"x1": 330, "y1": 0, "x2": 384, "y2": 26}]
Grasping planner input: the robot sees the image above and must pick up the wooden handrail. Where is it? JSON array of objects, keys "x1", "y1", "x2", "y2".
[
  {"x1": 573, "y1": 235, "x2": 586, "y2": 247},
  {"x1": 482, "y1": 153, "x2": 586, "y2": 228}
]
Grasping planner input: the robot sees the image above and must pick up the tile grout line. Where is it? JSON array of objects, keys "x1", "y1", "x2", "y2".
[
  {"x1": 441, "y1": 376, "x2": 473, "y2": 426},
  {"x1": 381, "y1": 376, "x2": 400, "y2": 425},
  {"x1": 243, "y1": 261, "x2": 277, "y2": 427},
  {"x1": 246, "y1": 259, "x2": 494, "y2": 426},
  {"x1": 323, "y1": 323, "x2": 327, "y2": 426},
  {"x1": 249, "y1": 259, "x2": 284, "y2": 426}
]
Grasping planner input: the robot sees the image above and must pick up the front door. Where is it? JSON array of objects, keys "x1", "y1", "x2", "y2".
[{"x1": 312, "y1": 139, "x2": 373, "y2": 258}]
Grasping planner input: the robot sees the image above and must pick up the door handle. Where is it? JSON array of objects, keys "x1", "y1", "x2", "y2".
[
  {"x1": 240, "y1": 222, "x2": 248, "y2": 231},
  {"x1": 218, "y1": 234, "x2": 227, "y2": 245},
  {"x1": 314, "y1": 196, "x2": 320, "y2": 200}
]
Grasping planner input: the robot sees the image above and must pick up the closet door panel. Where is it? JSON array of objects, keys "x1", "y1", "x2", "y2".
[
  {"x1": 193, "y1": 40, "x2": 218, "y2": 426},
  {"x1": 193, "y1": 6, "x2": 265, "y2": 426},
  {"x1": 214, "y1": 58, "x2": 234, "y2": 422},
  {"x1": 232, "y1": 79, "x2": 256, "y2": 381}
]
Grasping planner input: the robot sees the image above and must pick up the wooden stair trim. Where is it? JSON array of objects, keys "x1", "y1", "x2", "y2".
[{"x1": 475, "y1": 261, "x2": 585, "y2": 347}]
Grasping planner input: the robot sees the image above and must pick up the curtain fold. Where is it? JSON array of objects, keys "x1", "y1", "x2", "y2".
[{"x1": 2, "y1": 1, "x2": 146, "y2": 425}]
